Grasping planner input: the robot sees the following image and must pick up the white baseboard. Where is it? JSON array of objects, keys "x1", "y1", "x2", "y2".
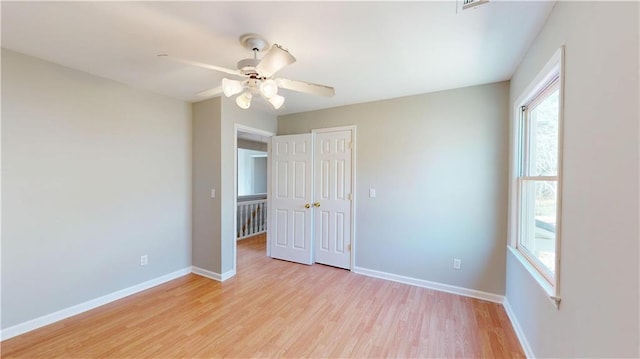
[
  {"x1": 503, "y1": 298, "x2": 535, "y2": 358},
  {"x1": 0, "y1": 267, "x2": 191, "y2": 341},
  {"x1": 191, "y1": 266, "x2": 236, "y2": 282},
  {"x1": 220, "y1": 269, "x2": 236, "y2": 281},
  {"x1": 352, "y1": 266, "x2": 504, "y2": 304}
]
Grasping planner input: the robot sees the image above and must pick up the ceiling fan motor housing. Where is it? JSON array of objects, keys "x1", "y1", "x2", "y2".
[{"x1": 237, "y1": 58, "x2": 261, "y2": 76}]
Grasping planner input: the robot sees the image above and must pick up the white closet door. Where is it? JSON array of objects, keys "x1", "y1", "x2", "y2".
[
  {"x1": 269, "y1": 134, "x2": 314, "y2": 265},
  {"x1": 313, "y1": 130, "x2": 353, "y2": 269}
]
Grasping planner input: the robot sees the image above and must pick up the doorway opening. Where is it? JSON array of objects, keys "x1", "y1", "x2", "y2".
[
  {"x1": 234, "y1": 125, "x2": 273, "y2": 273},
  {"x1": 237, "y1": 147, "x2": 267, "y2": 239}
]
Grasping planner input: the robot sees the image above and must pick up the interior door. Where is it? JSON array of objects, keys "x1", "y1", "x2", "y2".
[
  {"x1": 313, "y1": 130, "x2": 353, "y2": 269},
  {"x1": 269, "y1": 134, "x2": 314, "y2": 265}
]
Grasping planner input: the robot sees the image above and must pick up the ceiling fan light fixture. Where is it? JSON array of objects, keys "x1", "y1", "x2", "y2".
[
  {"x1": 222, "y1": 78, "x2": 244, "y2": 97},
  {"x1": 268, "y1": 94, "x2": 285, "y2": 110},
  {"x1": 163, "y1": 33, "x2": 334, "y2": 111},
  {"x1": 235, "y1": 91, "x2": 252, "y2": 109},
  {"x1": 259, "y1": 79, "x2": 278, "y2": 99}
]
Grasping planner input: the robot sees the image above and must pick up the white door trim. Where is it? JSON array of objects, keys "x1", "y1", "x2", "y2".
[
  {"x1": 234, "y1": 124, "x2": 275, "y2": 274},
  {"x1": 312, "y1": 126, "x2": 356, "y2": 270}
]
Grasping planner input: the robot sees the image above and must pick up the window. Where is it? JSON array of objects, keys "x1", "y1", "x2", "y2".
[{"x1": 511, "y1": 47, "x2": 563, "y2": 300}]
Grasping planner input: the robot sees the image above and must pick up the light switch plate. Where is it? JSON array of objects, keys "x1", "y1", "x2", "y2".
[
  {"x1": 211, "y1": 189, "x2": 216, "y2": 198},
  {"x1": 369, "y1": 188, "x2": 376, "y2": 198}
]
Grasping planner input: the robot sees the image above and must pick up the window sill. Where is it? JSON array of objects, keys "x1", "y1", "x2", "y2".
[{"x1": 507, "y1": 246, "x2": 561, "y2": 309}]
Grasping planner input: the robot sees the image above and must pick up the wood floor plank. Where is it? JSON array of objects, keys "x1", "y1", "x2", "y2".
[{"x1": 2, "y1": 235, "x2": 524, "y2": 358}]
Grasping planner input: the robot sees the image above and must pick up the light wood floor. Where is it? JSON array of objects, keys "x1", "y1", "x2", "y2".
[{"x1": 2, "y1": 234, "x2": 524, "y2": 358}]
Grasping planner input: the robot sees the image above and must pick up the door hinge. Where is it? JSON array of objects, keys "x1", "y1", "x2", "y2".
[
  {"x1": 348, "y1": 141, "x2": 353, "y2": 149},
  {"x1": 348, "y1": 193, "x2": 353, "y2": 201},
  {"x1": 348, "y1": 244, "x2": 351, "y2": 251}
]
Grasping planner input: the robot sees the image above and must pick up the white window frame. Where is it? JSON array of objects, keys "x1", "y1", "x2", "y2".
[{"x1": 508, "y1": 47, "x2": 564, "y2": 307}]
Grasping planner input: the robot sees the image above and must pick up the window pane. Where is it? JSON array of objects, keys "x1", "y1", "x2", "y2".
[
  {"x1": 529, "y1": 89, "x2": 559, "y2": 176},
  {"x1": 520, "y1": 180, "x2": 557, "y2": 275}
]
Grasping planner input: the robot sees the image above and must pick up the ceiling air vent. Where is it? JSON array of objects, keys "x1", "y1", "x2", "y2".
[{"x1": 459, "y1": 0, "x2": 489, "y2": 11}]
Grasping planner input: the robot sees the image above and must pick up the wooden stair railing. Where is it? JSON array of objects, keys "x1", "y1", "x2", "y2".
[{"x1": 237, "y1": 199, "x2": 267, "y2": 239}]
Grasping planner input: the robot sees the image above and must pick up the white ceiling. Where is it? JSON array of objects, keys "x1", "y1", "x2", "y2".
[{"x1": 1, "y1": 1, "x2": 555, "y2": 115}]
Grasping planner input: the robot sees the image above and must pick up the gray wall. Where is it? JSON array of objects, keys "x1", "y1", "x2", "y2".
[
  {"x1": 237, "y1": 149, "x2": 268, "y2": 196},
  {"x1": 1, "y1": 49, "x2": 192, "y2": 329},
  {"x1": 505, "y1": 2, "x2": 639, "y2": 357},
  {"x1": 253, "y1": 157, "x2": 267, "y2": 194},
  {"x1": 192, "y1": 98, "x2": 222, "y2": 273},
  {"x1": 238, "y1": 139, "x2": 267, "y2": 152},
  {"x1": 279, "y1": 82, "x2": 509, "y2": 295}
]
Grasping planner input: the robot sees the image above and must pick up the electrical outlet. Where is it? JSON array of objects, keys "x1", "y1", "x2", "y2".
[
  {"x1": 140, "y1": 255, "x2": 148, "y2": 266},
  {"x1": 369, "y1": 188, "x2": 376, "y2": 198},
  {"x1": 453, "y1": 258, "x2": 461, "y2": 270}
]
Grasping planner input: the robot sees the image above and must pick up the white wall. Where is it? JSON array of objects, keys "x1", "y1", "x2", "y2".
[
  {"x1": 505, "y1": 2, "x2": 639, "y2": 357},
  {"x1": 1, "y1": 49, "x2": 192, "y2": 329},
  {"x1": 279, "y1": 82, "x2": 509, "y2": 295}
]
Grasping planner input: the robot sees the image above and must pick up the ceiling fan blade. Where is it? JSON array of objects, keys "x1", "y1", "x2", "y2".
[
  {"x1": 276, "y1": 78, "x2": 335, "y2": 97},
  {"x1": 157, "y1": 54, "x2": 242, "y2": 77},
  {"x1": 256, "y1": 45, "x2": 296, "y2": 77},
  {"x1": 196, "y1": 86, "x2": 222, "y2": 98}
]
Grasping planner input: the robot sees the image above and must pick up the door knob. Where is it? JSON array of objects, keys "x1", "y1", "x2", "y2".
[
  {"x1": 313, "y1": 202, "x2": 321, "y2": 207},
  {"x1": 305, "y1": 203, "x2": 311, "y2": 209}
]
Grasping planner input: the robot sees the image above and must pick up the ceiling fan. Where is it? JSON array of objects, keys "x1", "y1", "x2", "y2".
[{"x1": 158, "y1": 33, "x2": 335, "y2": 110}]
